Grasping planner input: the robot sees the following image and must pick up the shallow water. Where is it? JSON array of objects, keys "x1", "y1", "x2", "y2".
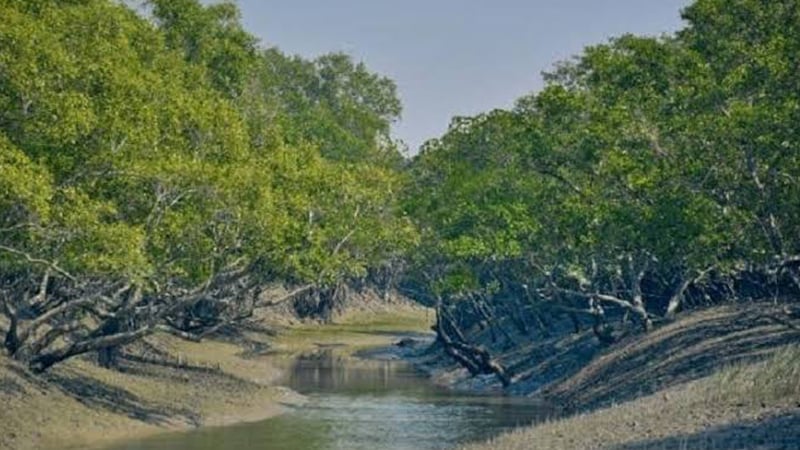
[{"x1": 106, "y1": 349, "x2": 550, "y2": 450}]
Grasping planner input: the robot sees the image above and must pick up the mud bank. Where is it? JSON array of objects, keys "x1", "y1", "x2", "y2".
[
  {"x1": 0, "y1": 302, "x2": 432, "y2": 450},
  {"x1": 392, "y1": 303, "x2": 800, "y2": 449}
]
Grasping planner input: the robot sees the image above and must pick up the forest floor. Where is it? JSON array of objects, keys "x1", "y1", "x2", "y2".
[
  {"x1": 407, "y1": 302, "x2": 800, "y2": 450},
  {"x1": 0, "y1": 291, "x2": 431, "y2": 450}
]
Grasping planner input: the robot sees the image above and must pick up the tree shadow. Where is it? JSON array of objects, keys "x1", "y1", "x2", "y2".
[
  {"x1": 43, "y1": 368, "x2": 200, "y2": 426},
  {"x1": 610, "y1": 409, "x2": 800, "y2": 450},
  {"x1": 0, "y1": 373, "x2": 24, "y2": 395},
  {"x1": 504, "y1": 329, "x2": 603, "y2": 394},
  {"x1": 518, "y1": 305, "x2": 800, "y2": 411},
  {"x1": 116, "y1": 355, "x2": 255, "y2": 391},
  {"x1": 202, "y1": 321, "x2": 278, "y2": 359},
  {"x1": 5, "y1": 362, "x2": 51, "y2": 392}
]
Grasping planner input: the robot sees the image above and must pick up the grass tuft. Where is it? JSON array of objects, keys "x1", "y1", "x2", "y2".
[{"x1": 704, "y1": 345, "x2": 800, "y2": 407}]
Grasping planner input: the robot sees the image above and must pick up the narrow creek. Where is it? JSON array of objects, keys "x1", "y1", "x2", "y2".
[{"x1": 105, "y1": 345, "x2": 550, "y2": 450}]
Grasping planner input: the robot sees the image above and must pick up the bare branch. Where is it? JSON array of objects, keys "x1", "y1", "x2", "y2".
[
  {"x1": 0, "y1": 245, "x2": 76, "y2": 281},
  {"x1": 16, "y1": 297, "x2": 97, "y2": 345},
  {"x1": 332, "y1": 229, "x2": 356, "y2": 256},
  {"x1": 30, "y1": 324, "x2": 157, "y2": 372},
  {"x1": 155, "y1": 324, "x2": 202, "y2": 342},
  {"x1": 256, "y1": 284, "x2": 314, "y2": 308}
]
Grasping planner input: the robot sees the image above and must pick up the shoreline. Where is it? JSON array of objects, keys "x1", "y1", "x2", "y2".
[
  {"x1": 4, "y1": 302, "x2": 797, "y2": 450},
  {"x1": 1, "y1": 333, "x2": 300, "y2": 450},
  {"x1": 383, "y1": 303, "x2": 800, "y2": 449},
  {"x1": 0, "y1": 305, "x2": 433, "y2": 450}
]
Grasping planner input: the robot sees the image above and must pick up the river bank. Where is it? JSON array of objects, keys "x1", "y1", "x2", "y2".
[
  {"x1": 3, "y1": 299, "x2": 797, "y2": 450},
  {"x1": 460, "y1": 344, "x2": 800, "y2": 450},
  {"x1": 393, "y1": 302, "x2": 800, "y2": 449},
  {"x1": 0, "y1": 301, "x2": 432, "y2": 450},
  {"x1": 0, "y1": 327, "x2": 295, "y2": 450}
]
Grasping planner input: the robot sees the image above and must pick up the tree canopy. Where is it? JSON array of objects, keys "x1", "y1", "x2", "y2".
[
  {"x1": 0, "y1": 0, "x2": 413, "y2": 371},
  {"x1": 1, "y1": 0, "x2": 798, "y2": 376},
  {"x1": 401, "y1": 0, "x2": 800, "y2": 380}
]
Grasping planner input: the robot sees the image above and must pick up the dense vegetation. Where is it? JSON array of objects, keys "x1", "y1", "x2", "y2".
[
  {"x1": 0, "y1": 0, "x2": 415, "y2": 371},
  {"x1": 1, "y1": 0, "x2": 798, "y2": 378},
  {"x1": 403, "y1": 0, "x2": 800, "y2": 382}
]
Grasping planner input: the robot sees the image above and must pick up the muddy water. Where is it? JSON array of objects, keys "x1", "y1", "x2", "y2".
[{"x1": 106, "y1": 349, "x2": 550, "y2": 450}]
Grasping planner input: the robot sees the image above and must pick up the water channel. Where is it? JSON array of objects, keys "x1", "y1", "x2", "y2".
[{"x1": 105, "y1": 347, "x2": 550, "y2": 450}]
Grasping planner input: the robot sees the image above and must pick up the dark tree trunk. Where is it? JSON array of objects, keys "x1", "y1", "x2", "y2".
[
  {"x1": 436, "y1": 305, "x2": 511, "y2": 387},
  {"x1": 30, "y1": 325, "x2": 155, "y2": 373},
  {"x1": 96, "y1": 318, "x2": 122, "y2": 369}
]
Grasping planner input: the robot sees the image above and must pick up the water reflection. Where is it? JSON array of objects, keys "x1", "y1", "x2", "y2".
[
  {"x1": 285, "y1": 349, "x2": 433, "y2": 395},
  {"x1": 106, "y1": 349, "x2": 550, "y2": 450}
]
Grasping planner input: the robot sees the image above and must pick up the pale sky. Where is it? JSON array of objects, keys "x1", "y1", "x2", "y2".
[{"x1": 230, "y1": 0, "x2": 692, "y2": 153}]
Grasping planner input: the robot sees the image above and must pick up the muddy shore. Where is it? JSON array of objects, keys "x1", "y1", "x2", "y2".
[
  {"x1": 0, "y1": 304, "x2": 431, "y2": 450},
  {"x1": 3, "y1": 301, "x2": 798, "y2": 450},
  {"x1": 0, "y1": 332, "x2": 299, "y2": 450},
  {"x1": 385, "y1": 303, "x2": 800, "y2": 450}
]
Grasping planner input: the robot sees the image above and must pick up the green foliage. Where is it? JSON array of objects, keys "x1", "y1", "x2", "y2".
[
  {"x1": 0, "y1": 134, "x2": 52, "y2": 224},
  {"x1": 2, "y1": 0, "x2": 797, "y2": 354},
  {"x1": 261, "y1": 144, "x2": 417, "y2": 285},
  {"x1": 252, "y1": 49, "x2": 404, "y2": 165},
  {"x1": 404, "y1": 0, "x2": 800, "y2": 319},
  {"x1": 0, "y1": 0, "x2": 414, "y2": 299},
  {"x1": 149, "y1": 0, "x2": 259, "y2": 98}
]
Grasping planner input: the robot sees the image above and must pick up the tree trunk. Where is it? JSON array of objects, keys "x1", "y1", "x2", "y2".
[
  {"x1": 666, "y1": 276, "x2": 693, "y2": 319},
  {"x1": 630, "y1": 260, "x2": 652, "y2": 332},
  {"x1": 95, "y1": 317, "x2": 123, "y2": 369},
  {"x1": 631, "y1": 296, "x2": 652, "y2": 332},
  {"x1": 436, "y1": 306, "x2": 511, "y2": 387},
  {"x1": 666, "y1": 267, "x2": 715, "y2": 319},
  {"x1": 569, "y1": 312, "x2": 582, "y2": 333},
  {"x1": 2, "y1": 299, "x2": 19, "y2": 356},
  {"x1": 97, "y1": 346, "x2": 120, "y2": 369},
  {"x1": 30, "y1": 325, "x2": 155, "y2": 373}
]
